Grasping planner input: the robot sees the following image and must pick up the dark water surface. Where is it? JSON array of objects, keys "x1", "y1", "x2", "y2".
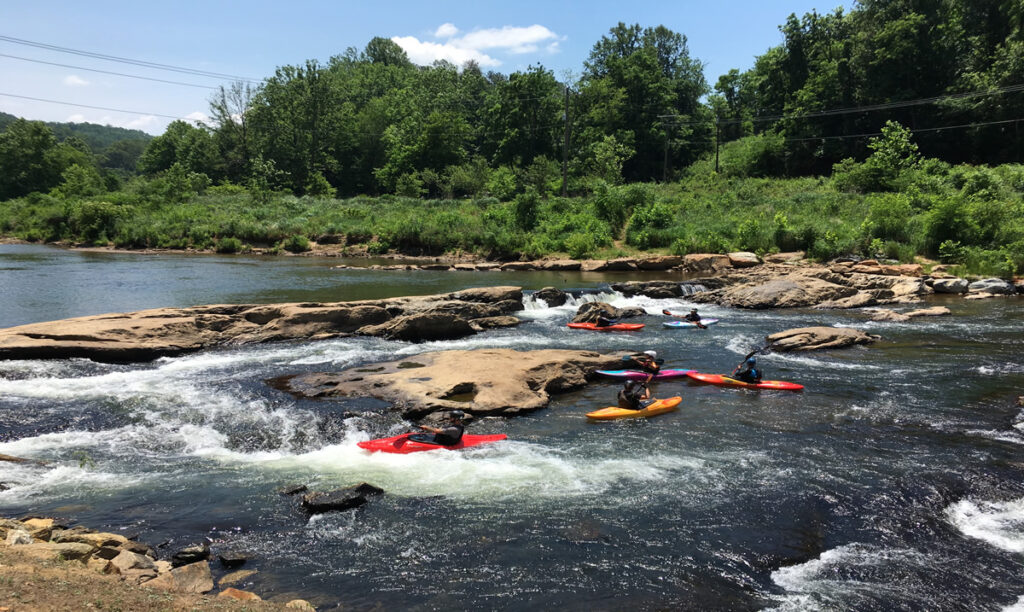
[{"x1": 2, "y1": 243, "x2": 1023, "y2": 611}]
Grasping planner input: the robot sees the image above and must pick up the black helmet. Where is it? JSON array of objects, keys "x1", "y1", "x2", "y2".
[
  {"x1": 450, "y1": 410, "x2": 466, "y2": 420},
  {"x1": 624, "y1": 380, "x2": 638, "y2": 390}
]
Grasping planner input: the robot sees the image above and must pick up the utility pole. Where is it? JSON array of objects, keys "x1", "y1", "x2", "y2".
[
  {"x1": 663, "y1": 123, "x2": 669, "y2": 182},
  {"x1": 714, "y1": 118, "x2": 721, "y2": 174},
  {"x1": 562, "y1": 85, "x2": 570, "y2": 197}
]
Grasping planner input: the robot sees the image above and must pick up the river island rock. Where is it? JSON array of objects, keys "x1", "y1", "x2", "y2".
[
  {"x1": 767, "y1": 327, "x2": 880, "y2": 351},
  {"x1": 0, "y1": 286, "x2": 524, "y2": 363},
  {"x1": 273, "y1": 348, "x2": 625, "y2": 418}
]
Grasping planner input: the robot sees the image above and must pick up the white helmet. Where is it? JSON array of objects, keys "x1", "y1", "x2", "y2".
[{"x1": 643, "y1": 351, "x2": 657, "y2": 359}]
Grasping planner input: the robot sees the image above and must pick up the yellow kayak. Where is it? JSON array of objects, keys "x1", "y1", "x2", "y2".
[{"x1": 586, "y1": 396, "x2": 682, "y2": 420}]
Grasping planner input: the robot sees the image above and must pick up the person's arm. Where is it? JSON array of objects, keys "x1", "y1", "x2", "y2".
[{"x1": 418, "y1": 425, "x2": 442, "y2": 434}]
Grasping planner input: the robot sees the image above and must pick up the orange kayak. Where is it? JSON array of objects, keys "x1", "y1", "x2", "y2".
[
  {"x1": 567, "y1": 322, "x2": 645, "y2": 331},
  {"x1": 586, "y1": 396, "x2": 682, "y2": 420}
]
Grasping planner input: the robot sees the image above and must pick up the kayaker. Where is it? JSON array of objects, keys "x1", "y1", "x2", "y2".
[
  {"x1": 412, "y1": 410, "x2": 466, "y2": 445},
  {"x1": 617, "y1": 380, "x2": 651, "y2": 411},
  {"x1": 684, "y1": 308, "x2": 707, "y2": 329},
  {"x1": 594, "y1": 314, "x2": 616, "y2": 328},
  {"x1": 733, "y1": 357, "x2": 763, "y2": 384},
  {"x1": 630, "y1": 350, "x2": 660, "y2": 382}
]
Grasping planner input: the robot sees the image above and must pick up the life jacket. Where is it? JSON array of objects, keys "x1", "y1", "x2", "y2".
[{"x1": 433, "y1": 423, "x2": 464, "y2": 446}]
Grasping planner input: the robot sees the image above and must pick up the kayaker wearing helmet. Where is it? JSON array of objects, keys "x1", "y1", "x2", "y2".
[
  {"x1": 733, "y1": 357, "x2": 763, "y2": 384},
  {"x1": 412, "y1": 410, "x2": 466, "y2": 446},
  {"x1": 627, "y1": 349, "x2": 660, "y2": 380},
  {"x1": 617, "y1": 380, "x2": 651, "y2": 411}
]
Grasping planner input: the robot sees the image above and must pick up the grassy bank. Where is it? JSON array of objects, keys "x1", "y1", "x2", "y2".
[{"x1": 2, "y1": 163, "x2": 1023, "y2": 279}]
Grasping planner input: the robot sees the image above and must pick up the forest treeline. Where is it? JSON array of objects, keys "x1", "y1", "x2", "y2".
[{"x1": 1, "y1": 0, "x2": 1023, "y2": 276}]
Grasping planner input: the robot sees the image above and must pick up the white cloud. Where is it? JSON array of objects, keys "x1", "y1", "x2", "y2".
[
  {"x1": 434, "y1": 23, "x2": 458, "y2": 38},
  {"x1": 66, "y1": 113, "x2": 87, "y2": 123},
  {"x1": 63, "y1": 75, "x2": 89, "y2": 87},
  {"x1": 395, "y1": 23, "x2": 561, "y2": 68},
  {"x1": 392, "y1": 36, "x2": 500, "y2": 67},
  {"x1": 185, "y1": 111, "x2": 213, "y2": 127},
  {"x1": 454, "y1": 25, "x2": 559, "y2": 53},
  {"x1": 124, "y1": 115, "x2": 160, "y2": 131}
]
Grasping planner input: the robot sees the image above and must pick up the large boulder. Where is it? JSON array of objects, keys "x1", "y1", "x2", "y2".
[
  {"x1": 711, "y1": 277, "x2": 859, "y2": 309},
  {"x1": 273, "y1": 349, "x2": 625, "y2": 418},
  {"x1": 969, "y1": 278, "x2": 1016, "y2": 295},
  {"x1": 533, "y1": 287, "x2": 568, "y2": 307},
  {"x1": 610, "y1": 281, "x2": 684, "y2": 299},
  {"x1": 571, "y1": 302, "x2": 646, "y2": 323},
  {"x1": 357, "y1": 312, "x2": 476, "y2": 342},
  {"x1": 143, "y1": 560, "x2": 214, "y2": 593},
  {"x1": 767, "y1": 327, "x2": 880, "y2": 351},
  {"x1": 932, "y1": 278, "x2": 969, "y2": 294},
  {"x1": 764, "y1": 251, "x2": 805, "y2": 264},
  {"x1": 637, "y1": 255, "x2": 683, "y2": 270},
  {"x1": 539, "y1": 259, "x2": 582, "y2": 271},
  {"x1": 728, "y1": 252, "x2": 761, "y2": 268},
  {"x1": 683, "y1": 254, "x2": 732, "y2": 273}
]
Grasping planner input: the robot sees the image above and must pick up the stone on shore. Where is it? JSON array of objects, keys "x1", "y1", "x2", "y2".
[
  {"x1": 273, "y1": 348, "x2": 625, "y2": 418},
  {"x1": 932, "y1": 278, "x2": 969, "y2": 293},
  {"x1": 143, "y1": 560, "x2": 214, "y2": 593},
  {"x1": 728, "y1": 252, "x2": 762, "y2": 268},
  {"x1": 767, "y1": 327, "x2": 880, "y2": 351},
  {"x1": 0, "y1": 286, "x2": 524, "y2": 363},
  {"x1": 968, "y1": 278, "x2": 1016, "y2": 295},
  {"x1": 219, "y1": 587, "x2": 262, "y2": 601}
]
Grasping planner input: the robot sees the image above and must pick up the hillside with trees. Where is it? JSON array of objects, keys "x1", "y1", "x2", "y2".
[{"x1": 1, "y1": 0, "x2": 1022, "y2": 278}]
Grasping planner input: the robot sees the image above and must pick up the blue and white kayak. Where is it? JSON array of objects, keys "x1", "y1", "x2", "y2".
[{"x1": 663, "y1": 318, "x2": 719, "y2": 329}]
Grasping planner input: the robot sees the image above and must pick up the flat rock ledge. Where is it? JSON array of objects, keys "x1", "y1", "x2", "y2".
[
  {"x1": 689, "y1": 265, "x2": 932, "y2": 309},
  {"x1": 0, "y1": 286, "x2": 523, "y2": 363},
  {"x1": 767, "y1": 327, "x2": 881, "y2": 351},
  {"x1": 271, "y1": 348, "x2": 625, "y2": 419}
]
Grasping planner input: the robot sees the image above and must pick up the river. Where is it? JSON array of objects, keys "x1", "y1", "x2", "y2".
[{"x1": 1, "y1": 243, "x2": 1023, "y2": 610}]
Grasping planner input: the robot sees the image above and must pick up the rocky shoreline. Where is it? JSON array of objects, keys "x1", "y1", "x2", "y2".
[{"x1": 0, "y1": 515, "x2": 313, "y2": 609}]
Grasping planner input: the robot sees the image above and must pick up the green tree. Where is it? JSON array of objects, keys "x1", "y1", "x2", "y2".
[{"x1": 0, "y1": 119, "x2": 90, "y2": 199}]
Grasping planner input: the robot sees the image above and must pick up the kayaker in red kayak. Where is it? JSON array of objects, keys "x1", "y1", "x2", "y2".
[
  {"x1": 410, "y1": 410, "x2": 466, "y2": 445},
  {"x1": 594, "y1": 314, "x2": 617, "y2": 328},
  {"x1": 732, "y1": 357, "x2": 763, "y2": 384}
]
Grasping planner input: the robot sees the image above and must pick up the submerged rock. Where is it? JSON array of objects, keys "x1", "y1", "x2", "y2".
[
  {"x1": 301, "y1": 483, "x2": 384, "y2": 514},
  {"x1": 767, "y1": 327, "x2": 880, "y2": 351},
  {"x1": 274, "y1": 348, "x2": 624, "y2": 419}
]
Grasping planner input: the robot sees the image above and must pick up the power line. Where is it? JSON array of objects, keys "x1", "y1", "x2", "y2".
[
  {"x1": 0, "y1": 34, "x2": 258, "y2": 83},
  {"x1": 659, "y1": 82, "x2": 1024, "y2": 126},
  {"x1": 0, "y1": 53, "x2": 218, "y2": 90},
  {"x1": 0, "y1": 92, "x2": 197, "y2": 122}
]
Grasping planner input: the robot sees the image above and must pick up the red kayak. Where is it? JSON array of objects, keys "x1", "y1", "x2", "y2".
[
  {"x1": 567, "y1": 322, "x2": 645, "y2": 331},
  {"x1": 686, "y1": 371, "x2": 804, "y2": 391},
  {"x1": 357, "y1": 433, "x2": 508, "y2": 454}
]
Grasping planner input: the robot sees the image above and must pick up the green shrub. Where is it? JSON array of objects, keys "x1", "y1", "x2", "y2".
[
  {"x1": 283, "y1": 235, "x2": 311, "y2": 253},
  {"x1": 216, "y1": 237, "x2": 244, "y2": 254}
]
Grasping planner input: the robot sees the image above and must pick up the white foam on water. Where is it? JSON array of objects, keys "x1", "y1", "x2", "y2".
[
  {"x1": 0, "y1": 462, "x2": 147, "y2": 503},
  {"x1": 768, "y1": 543, "x2": 932, "y2": 611},
  {"x1": 966, "y1": 429, "x2": 1024, "y2": 445},
  {"x1": 228, "y1": 435, "x2": 714, "y2": 504},
  {"x1": 947, "y1": 498, "x2": 1024, "y2": 553},
  {"x1": 1003, "y1": 594, "x2": 1024, "y2": 612},
  {"x1": 977, "y1": 363, "x2": 1024, "y2": 376}
]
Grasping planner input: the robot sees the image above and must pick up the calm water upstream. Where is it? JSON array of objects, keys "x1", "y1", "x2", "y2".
[{"x1": 1, "y1": 243, "x2": 1023, "y2": 610}]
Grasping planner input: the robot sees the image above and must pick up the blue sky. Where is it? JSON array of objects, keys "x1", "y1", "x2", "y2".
[{"x1": 1, "y1": 1, "x2": 844, "y2": 135}]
